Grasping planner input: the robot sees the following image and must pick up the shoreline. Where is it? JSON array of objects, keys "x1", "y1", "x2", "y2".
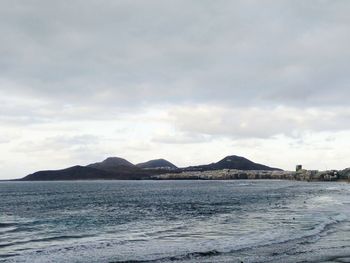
[
  {"x1": 1, "y1": 178, "x2": 349, "y2": 182},
  {"x1": 151, "y1": 168, "x2": 350, "y2": 182},
  {"x1": 2, "y1": 168, "x2": 350, "y2": 182}
]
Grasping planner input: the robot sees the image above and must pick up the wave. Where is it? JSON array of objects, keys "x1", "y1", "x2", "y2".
[
  {"x1": 0, "y1": 224, "x2": 18, "y2": 235},
  {"x1": 110, "y1": 250, "x2": 221, "y2": 263},
  {"x1": 3, "y1": 214, "x2": 346, "y2": 263},
  {"x1": 0, "y1": 234, "x2": 95, "y2": 249},
  {"x1": 144, "y1": 225, "x2": 188, "y2": 237},
  {"x1": 233, "y1": 214, "x2": 346, "y2": 253},
  {"x1": 0, "y1": 223, "x2": 16, "y2": 228},
  {"x1": 110, "y1": 215, "x2": 346, "y2": 263},
  {"x1": 0, "y1": 253, "x2": 20, "y2": 259}
]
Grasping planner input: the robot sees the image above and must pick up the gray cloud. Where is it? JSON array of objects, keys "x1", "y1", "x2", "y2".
[
  {"x1": 1, "y1": 1, "x2": 350, "y2": 178},
  {"x1": 1, "y1": 0, "x2": 350, "y2": 111},
  {"x1": 0, "y1": 132, "x2": 18, "y2": 144},
  {"x1": 12, "y1": 134, "x2": 100, "y2": 153},
  {"x1": 167, "y1": 105, "x2": 350, "y2": 139},
  {"x1": 152, "y1": 132, "x2": 211, "y2": 144}
]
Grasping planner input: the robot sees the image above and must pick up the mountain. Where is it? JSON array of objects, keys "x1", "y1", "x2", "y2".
[
  {"x1": 339, "y1": 168, "x2": 350, "y2": 180},
  {"x1": 21, "y1": 165, "x2": 152, "y2": 181},
  {"x1": 21, "y1": 166, "x2": 113, "y2": 181},
  {"x1": 136, "y1": 159, "x2": 178, "y2": 170},
  {"x1": 87, "y1": 157, "x2": 137, "y2": 173},
  {"x1": 21, "y1": 164, "x2": 155, "y2": 181},
  {"x1": 19, "y1": 155, "x2": 281, "y2": 181},
  {"x1": 184, "y1": 155, "x2": 282, "y2": 171},
  {"x1": 21, "y1": 157, "x2": 152, "y2": 181}
]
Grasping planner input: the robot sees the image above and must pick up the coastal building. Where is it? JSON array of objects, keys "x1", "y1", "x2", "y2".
[{"x1": 296, "y1": 165, "x2": 303, "y2": 172}]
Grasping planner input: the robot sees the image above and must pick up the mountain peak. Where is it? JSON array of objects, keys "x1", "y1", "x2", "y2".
[
  {"x1": 184, "y1": 155, "x2": 281, "y2": 171},
  {"x1": 87, "y1": 157, "x2": 136, "y2": 173},
  {"x1": 101, "y1": 157, "x2": 134, "y2": 166},
  {"x1": 136, "y1": 159, "x2": 178, "y2": 170},
  {"x1": 222, "y1": 155, "x2": 247, "y2": 161},
  {"x1": 215, "y1": 155, "x2": 281, "y2": 171}
]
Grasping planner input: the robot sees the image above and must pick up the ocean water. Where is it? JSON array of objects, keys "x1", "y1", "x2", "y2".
[{"x1": 0, "y1": 180, "x2": 349, "y2": 263}]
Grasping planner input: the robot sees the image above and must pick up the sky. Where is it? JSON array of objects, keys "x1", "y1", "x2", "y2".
[{"x1": 1, "y1": 0, "x2": 350, "y2": 179}]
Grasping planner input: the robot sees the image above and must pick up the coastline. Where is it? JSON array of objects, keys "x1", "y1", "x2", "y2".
[
  {"x1": 3, "y1": 167, "x2": 350, "y2": 182},
  {"x1": 151, "y1": 169, "x2": 350, "y2": 182},
  {"x1": 2, "y1": 175, "x2": 350, "y2": 182}
]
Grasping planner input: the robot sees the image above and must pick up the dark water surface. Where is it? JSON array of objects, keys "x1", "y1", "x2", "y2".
[{"x1": 0, "y1": 180, "x2": 349, "y2": 263}]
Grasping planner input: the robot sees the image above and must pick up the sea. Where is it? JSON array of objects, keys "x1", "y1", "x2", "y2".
[{"x1": 0, "y1": 180, "x2": 349, "y2": 263}]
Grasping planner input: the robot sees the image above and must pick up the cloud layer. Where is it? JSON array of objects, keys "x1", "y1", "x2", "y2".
[{"x1": 1, "y1": 0, "x2": 350, "y2": 178}]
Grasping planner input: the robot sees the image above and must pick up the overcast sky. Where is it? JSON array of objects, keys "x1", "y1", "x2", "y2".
[{"x1": 1, "y1": 0, "x2": 350, "y2": 179}]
